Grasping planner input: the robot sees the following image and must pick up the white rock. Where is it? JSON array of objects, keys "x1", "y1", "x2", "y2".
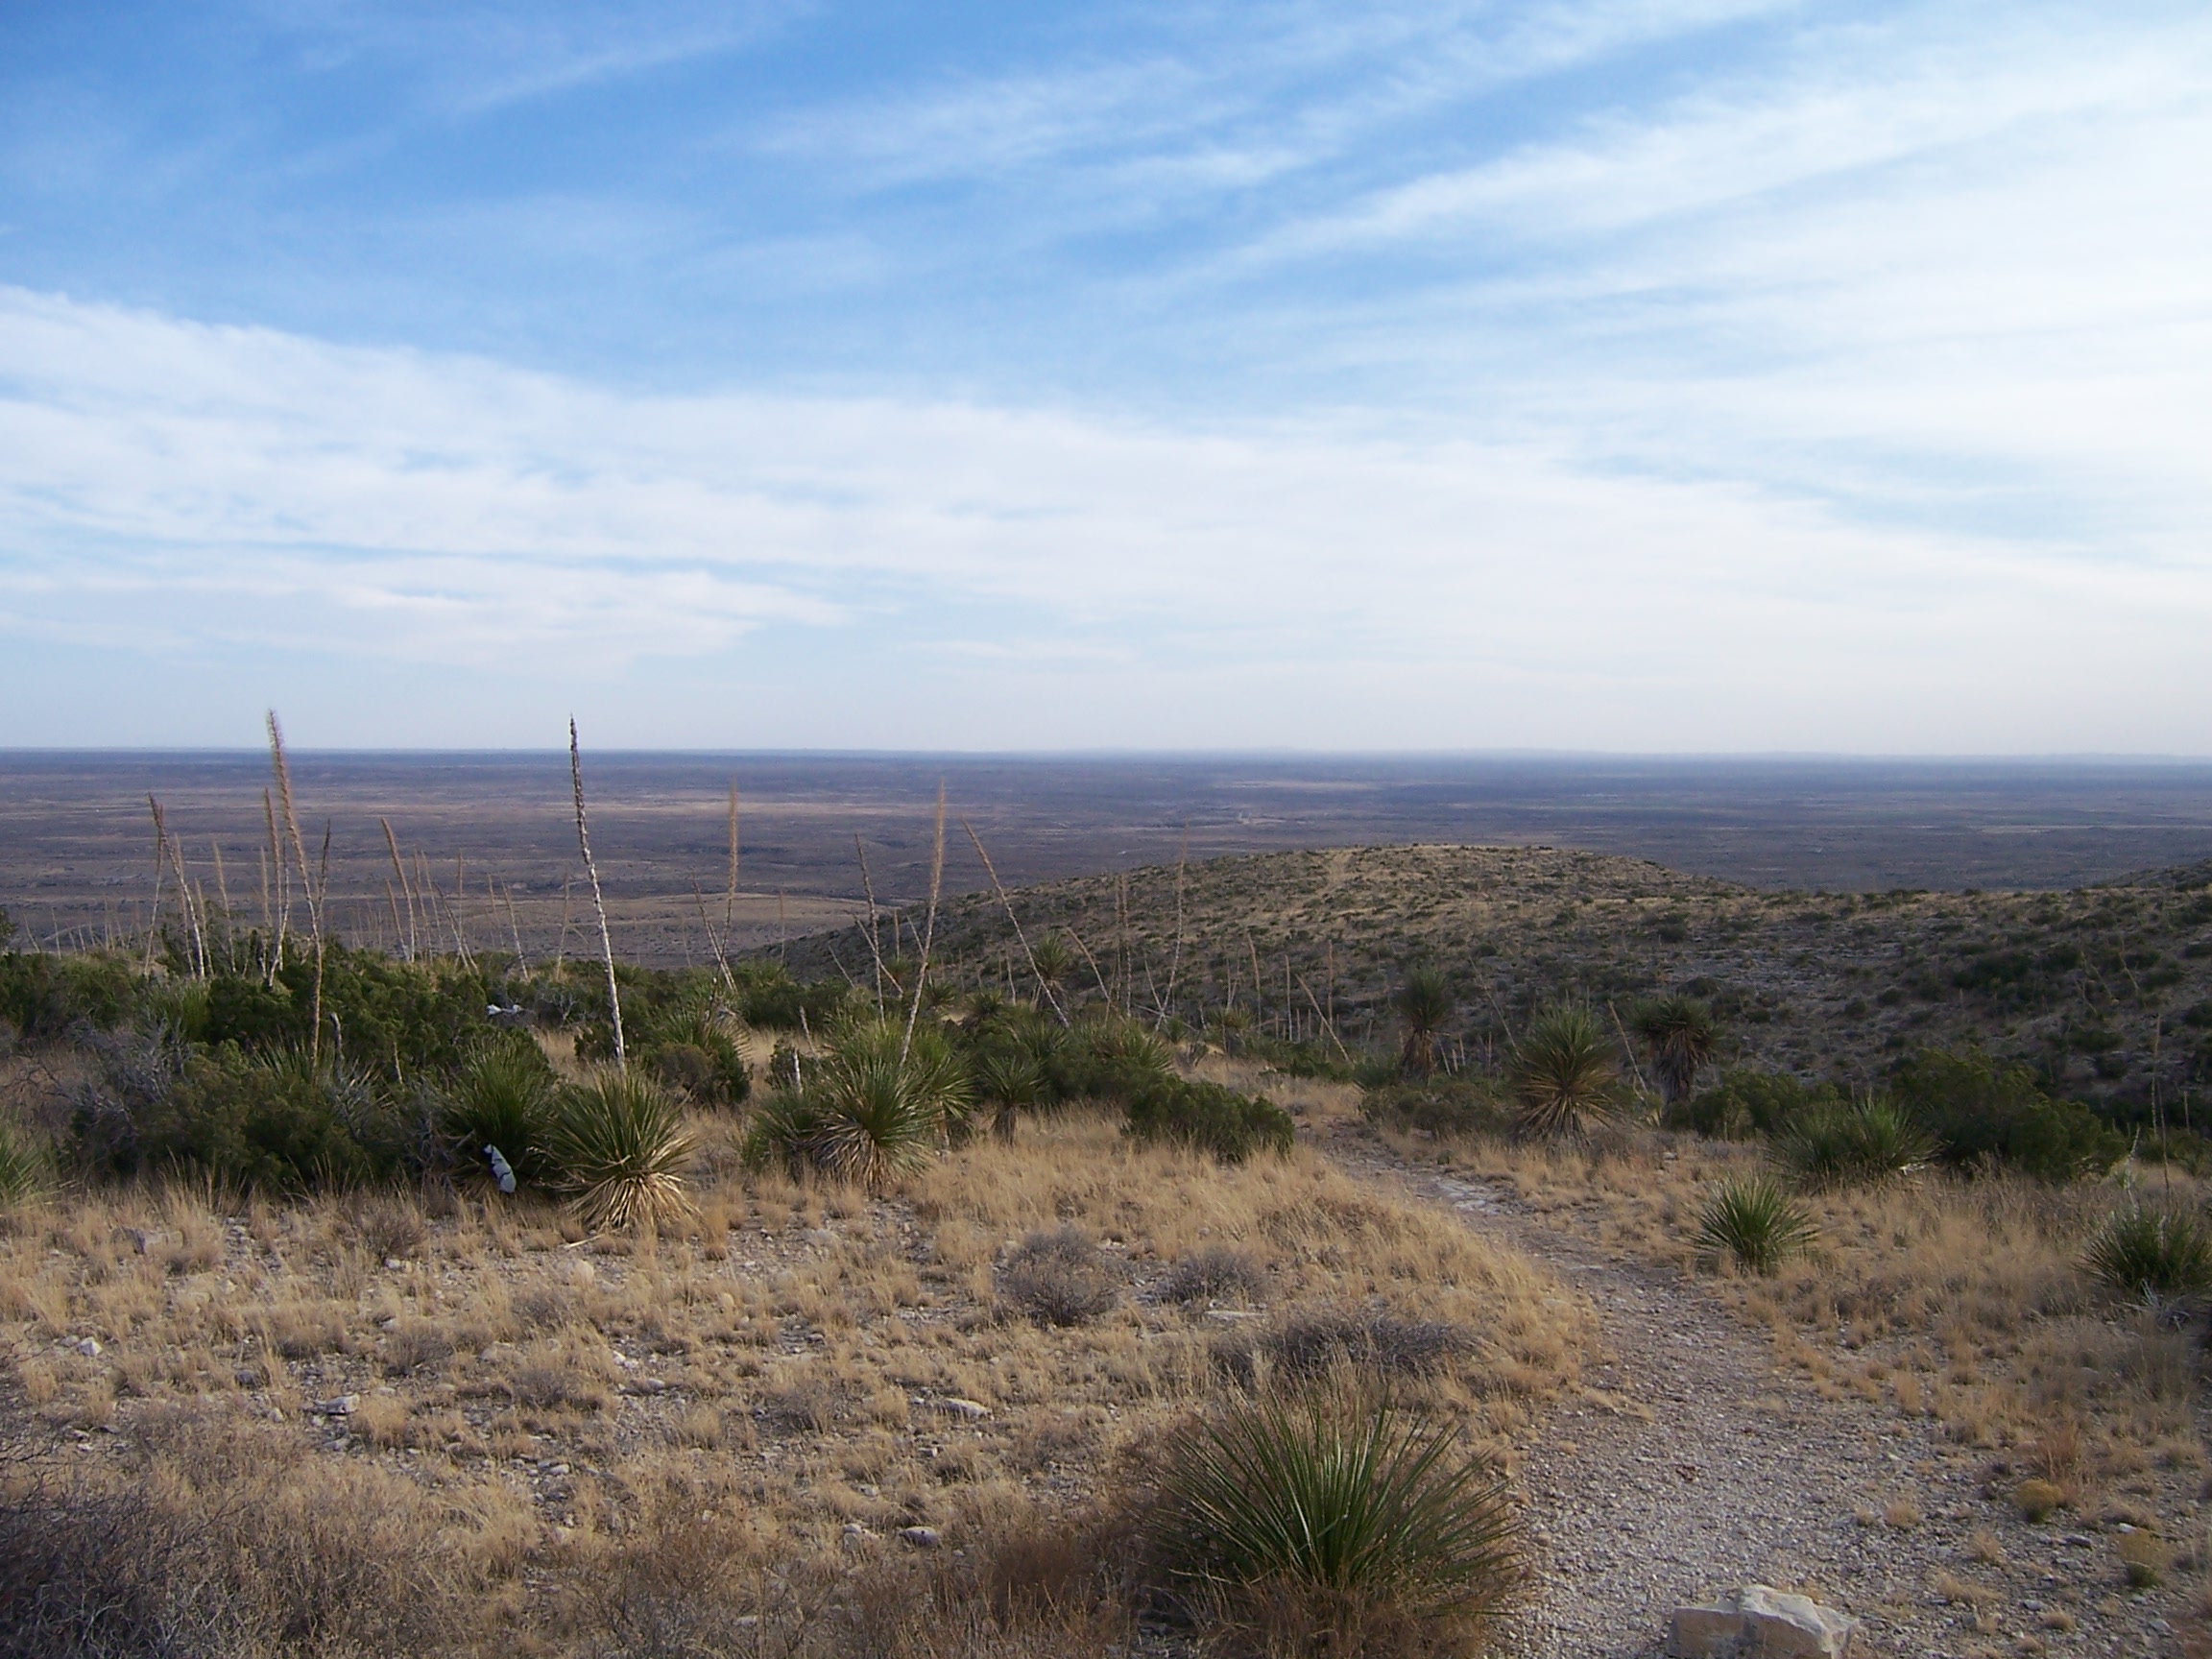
[
  {"x1": 934, "y1": 1397, "x2": 991, "y2": 1420},
  {"x1": 314, "y1": 1394, "x2": 360, "y2": 1416},
  {"x1": 75, "y1": 1337, "x2": 102, "y2": 1358},
  {"x1": 1668, "y1": 1585, "x2": 1856, "y2": 1658},
  {"x1": 900, "y1": 1526, "x2": 942, "y2": 1549}
]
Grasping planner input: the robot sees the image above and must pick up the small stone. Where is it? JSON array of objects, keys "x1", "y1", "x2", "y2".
[
  {"x1": 935, "y1": 1397, "x2": 991, "y2": 1420},
  {"x1": 899, "y1": 1526, "x2": 942, "y2": 1549},
  {"x1": 75, "y1": 1337, "x2": 102, "y2": 1358},
  {"x1": 314, "y1": 1394, "x2": 360, "y2": 1416}
]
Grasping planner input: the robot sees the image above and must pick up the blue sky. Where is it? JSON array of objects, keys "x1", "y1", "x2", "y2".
[{"x1": 2, "y1": 0, "x2": 2209, "y2": 750}]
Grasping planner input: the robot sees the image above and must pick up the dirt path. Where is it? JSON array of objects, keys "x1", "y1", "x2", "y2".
[{"x1": 1330, "y1": 1142, "x2": 2187, "y2": 1659}]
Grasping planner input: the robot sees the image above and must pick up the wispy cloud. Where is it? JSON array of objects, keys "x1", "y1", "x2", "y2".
[{"x1": 4, "y1": 285, "x2": 2209, "y2": 750}]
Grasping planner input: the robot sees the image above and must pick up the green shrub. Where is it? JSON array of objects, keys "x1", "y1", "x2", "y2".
[
  {"x1": 544, "y1": 1070, "x2": 695, "y2": 1232},
  {"x1": 1891, "y1": 1048, "x2": 2124, "y2": 1181},
  {"x1": 1149, "y1": 1382, "x2": 1522, "y2": 1653},
  {"x1": 99, "y1": 1046, "x2": 409, "y2": 1193},
  {"x1": 1126, "y1": 1078, "x2": 1292, "y2": 1164},
  {"x1": 1780, "y1": 1097, "x2": 1937, "y2": 1190},
  {"x1": 1695, "y1": 1177, "x2": 1817, "y2": 1275},
  {"x1": 1510, "y1": 1006, "x2": 1619, "y2": 1139},
  {"x1": 1360, "y1": 1076, "x2": 1509, "y2": 1139},
  {"x1": 439, "y1": 1041, "x2": 556, "y2": 1186},
  {"x1": 1671, "y1": 1068, "x2": 1836, "y2": 1140},
  {"x1": 2082, "y1": 1204, "x2": 2212, "y2": 1300},
  {"x1": 0, "y1": 950, "x2": 139, "y2": 1041}
]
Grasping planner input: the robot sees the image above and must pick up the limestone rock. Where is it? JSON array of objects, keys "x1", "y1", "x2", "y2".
[{"x1": 1668, "y1": 1584, "x2": 1856, "y2": 1658}]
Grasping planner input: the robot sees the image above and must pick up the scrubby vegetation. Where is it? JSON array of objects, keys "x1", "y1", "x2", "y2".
[{"x1": 11, "y1": 805, "x2": 2212, "y2": 1655}]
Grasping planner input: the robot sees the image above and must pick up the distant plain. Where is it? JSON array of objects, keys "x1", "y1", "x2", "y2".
[{"x1": 6, "y1": 752, "x2": 2212, "y2": 963}]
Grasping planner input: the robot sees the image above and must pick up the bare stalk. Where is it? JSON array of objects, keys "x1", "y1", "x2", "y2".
[
  {"x1": 266, "y1": 713, "x2": 327, "y2": 1062},
  {"x1": 262, "y1": 788, "x2": 288, "y2": 972},
  {"x1": 901, "y1": 782, "x2": 948, "y2": 1065},
  {"x1": 502, "y1": 879, "x2": 529, "y2": 976},
  {"x1": 380, "y1": 818, "x2": 417, "y2": 962},
  {"x1": 1158, "y1": 830, "x2": 1189, "y2": 1030},
  {"x1": 962, "y1": 818, "x2": 1066, "y2": 1024},
  {"x1": 854, "y1": 834, "x2": 886, "y2": 1016},
  {"x1": 725, "y1": 781, "x2": 740, "y2": 953},
  {"x1": 141, "y1": 796, "x2": 167, "y2": 975},
  {"x1": 569, "y1": 718, "x2": 625, "y2": 1070}
]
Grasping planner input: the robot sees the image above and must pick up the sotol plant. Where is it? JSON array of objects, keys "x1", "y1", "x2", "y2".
[
  {"x1": 1510, "y1": 1006, "x2": 1619, "y2": 1138},
  {"x1": 545, "y1": 1070, "x2": 695, "y2": 1232},
  {"x1": 1151, "y1": 1382, "x2": 1522, "y2": 1653},
  {"x1": 1695, "y1": 1177, "x2": 1817, "y2": 1275}
]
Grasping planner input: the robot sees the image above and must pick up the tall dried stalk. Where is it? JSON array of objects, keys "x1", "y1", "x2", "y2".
[
  {"x1": 724, "y1": 781, "x2": 740, "y2": 954},
  {"x1": 266, "y1": 712, "x2": 327, "y2": 1062},
  {"x1": 262, "y1": 788, "x2": 287, "y2": 972},
  {"x1": 1158, "y1": 830, "x2": 1189, "y2": 1030},
  {"x1": 900, "y1": 782, "x2": 948, "y2": 1065},
  {"x1": 502, "y1": 878, "x2": 529, "y2": 975},
  {"x1": 141, "y1": 796, "x2": 167, "y2": 975},
  {"x1": 569, "y1": 718, "x2": 625, "y2": 1070},
  {"x1": 380, "y1": 818, "x2": 417, "y2": 962},
  {"x1": 854, "y1": 834, "x2": 887, "y2": 1015},
  {"x1": 962, "y1": 818, "x2": 1066, "y2": 1024},
  {"x1": 553, "y1": 877, "x2": 574, "y2": 974}
]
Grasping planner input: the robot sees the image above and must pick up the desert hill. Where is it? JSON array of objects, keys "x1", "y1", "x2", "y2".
[{"x1": 779, "y1": 843, "x2": 2212, "y2": 1127}]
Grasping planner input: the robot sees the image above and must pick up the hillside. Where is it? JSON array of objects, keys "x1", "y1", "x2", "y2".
[{"x1": 779, "y1": 842, "x2": 2212, "y2": 1129}]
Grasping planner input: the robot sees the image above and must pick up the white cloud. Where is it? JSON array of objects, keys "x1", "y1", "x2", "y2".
[{"x1": 4, "y1": 284, "x2": 2210, "y2": 751}]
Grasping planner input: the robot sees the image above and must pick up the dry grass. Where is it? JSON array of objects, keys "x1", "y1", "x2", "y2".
[{"x1": 0, "y1": 1106, "x2": 1591, "y2": 1656}]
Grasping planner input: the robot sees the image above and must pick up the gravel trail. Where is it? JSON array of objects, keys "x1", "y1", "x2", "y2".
[{"x1": 1332, "y1": 1143, "x2": 2189, "y2": 1659}]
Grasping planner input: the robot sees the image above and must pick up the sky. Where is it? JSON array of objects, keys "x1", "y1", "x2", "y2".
[{"x1": 1, "y1": 0, "x2": 2209, "y2": 752}]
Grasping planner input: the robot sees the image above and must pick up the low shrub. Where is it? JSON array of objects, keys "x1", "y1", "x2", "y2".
[
  {"x1": 1214, "y1": 1308, "x2": 1473, "y2": 1386},
  {"x1": 637, "y1": 998, "x2": 751, "y2": 1107},
  {"x1": 1159, "y1": 1245, "x2": 1269, "y2": 1307},
  {"x1": 1126, "y1": 1079, "x2": 1293, "y2": 1164},
  {"x1": 545, "y1": 1070, "x2": 695, "y2": 1232},
  {"x1": 1671, "y1": 1067, "x2": 1839, "y2": 1140},
  {"x1": 1695, "y1": 1177, "x2": 1817, "y2": 1276},
  {"x1": 1360, "y1": 1077, "x2": 1510, "y2": 1139},
  {"x1": 999, "y1": 1226, "x2": 1121, "y2": 1326},
  {"x1": 76, "y1": 1040, "x2": 411, "y2": 1193},
  {"x1": 1148, "y1": 1382, "x2": 1522, "y2": 1655},
  {"x1": 2081, "y1": 1203, "x2": 2212, "y2": 1300},
  {"x1": 1780, "y1": 1097, "x2": 1937, "y2": 1190},
  {"x1": 1890, "y1": 1047, "x2": 2125, "y2": 1181}
]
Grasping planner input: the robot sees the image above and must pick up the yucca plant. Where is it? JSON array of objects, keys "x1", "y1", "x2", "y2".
[
  {"x1": 0, "y1": 1118, "x2": 51, "y2": 1205},
  {"x1": 2083, "y1": 1204, "x2": 2212, "y2": 1301},
  {"x1": 973, "y1": 1048, "x2": 1046, "y2": 1139},
  {"x1": 1393, "y1": 968, "x2": 1453, "y2": 1079},
  {"x1": 1510, "y1": 1006, "x2": 1619, "y2": 1138},
  {"x1": 544, "y1": 1070, "x2": 695, "y2": 1232},
  {"x1": 1695, "y1": 1177, "x2": 1817, "y2": 1275},
  {"x1": 439, "y1": 1044, "x2": 555, "y2": 1185},
  {"x1": 1151, "y1": 1381, "x2": 1522, "y2": 1651},
  {"x1": 746, "y1": 1020, "x2": 971, "y2": 1190},
  {"x1": 1630, "y1": 995, "x2": 1718, "y2": 1107},
  {"x1": 1780, "y1": 1097, "x2": 1937, "y2": 1190}
]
